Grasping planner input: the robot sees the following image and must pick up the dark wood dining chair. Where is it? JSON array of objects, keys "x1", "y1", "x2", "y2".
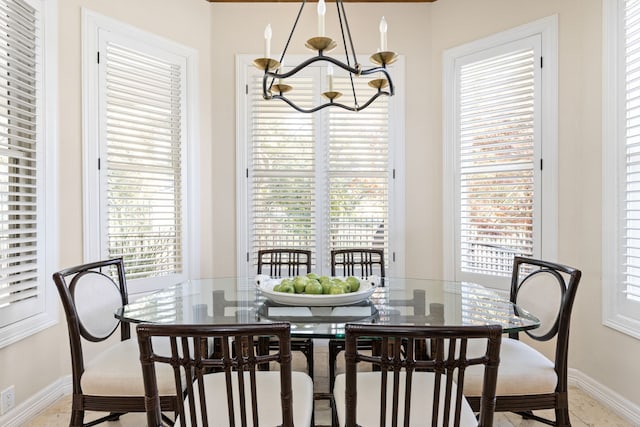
[
  {"x1": 333, "y1": 323, "x2": 502, "y2": 427},
  {"x1": 256, "y1": 248, "x2": 315, "y2": 379},
  {"x1": 328, "y1": 248, "x2": 385, "y2": 392},
  {"x1": 52, "y1": 258, "x2": 177, "y2": 427},
  {"x1": 464, "y1": 256, "x2": 582, "y2": 427},
  {"x1": 137, "y1": 322, "x2": 314, "y2": 427},
  {"x1": 257, "y1": 248, "x2": 312, "y2": 278},
  {"x1": 330, "y1": 248, "x2": 385, "y2": 279},
  {"x1": 328, "y1": 288, "x2": 428, "y2": 392}
]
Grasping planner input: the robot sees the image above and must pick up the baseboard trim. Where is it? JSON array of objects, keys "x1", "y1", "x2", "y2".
[
  {"x1": 0, "y1": 376, "x2": 71, "y2": 427},
  {"x1": 568, "y1": 368, "x2": 640, "y2": 425}
]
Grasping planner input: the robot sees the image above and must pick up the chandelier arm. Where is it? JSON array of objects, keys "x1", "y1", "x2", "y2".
[
  {"x1": 280, "y1": 0, "x2": 306, "y2": 65},
  {"x1": 334, "y1": 0, "x2": 359, "y2": 107},
  {"x1": 265, "y1": 55, "x2": 361, "y2": 80},
  {"x1": 262, "y1": 74, "x2": 273, "y2": 100},
  {"x1": 272, "y1": 89, "x2": 389, "y2": 114},
  {"x1": 267, "y1": 0, "x2": 308, "y2": 92},
  {"x1": 337, "y1": 0, "x2": 358, "y2": 66},
  {"x1": 352, "y1": 90, "x2": 390, "y2": 111},
  {"x1": 360, "y1": 66, "x2": 395, "y2": 95}
]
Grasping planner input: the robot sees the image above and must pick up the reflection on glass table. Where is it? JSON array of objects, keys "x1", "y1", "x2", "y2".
[{"x1": 116, "y1": 277, "x2": 540, "y2": 338}]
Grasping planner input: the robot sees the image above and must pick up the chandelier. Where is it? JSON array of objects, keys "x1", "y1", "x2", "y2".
[{"x1": 253, "y1": 0, "x2": 397, "y2": 113}]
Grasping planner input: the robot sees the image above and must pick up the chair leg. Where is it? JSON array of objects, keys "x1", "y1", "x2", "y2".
[
  {"x1": 305, "y1": 340, "x2": 314, "y2": 380},
  {"x1": 328, "y1": 340, "x2": 343, "y2": 392},
  {"x1": 331, "y1": 396, "x2": 339, "y2": 427},
  {"x1": 70, "y1": 409, "x2": 84, "y2": 427},
  {"x1": 555, "y1": 406, "x2": 571, "y2": 427}
]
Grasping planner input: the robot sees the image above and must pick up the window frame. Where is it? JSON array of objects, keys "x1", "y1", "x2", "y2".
[
  {"x1": 603, "y1": 0, "x2": 640, "y2": 339},
  {"x1": 0, "y1": 0, "x2": 58, "y2": 348},
  {"x1": 443, "y1": 15, "x2": 558, "y2": 290},
  {"x1": 82, "y1": 9, "x2": 200, "y2": 295},
  {"x1": 236, "y1": 53, "x2": 405, "y2": 278}
]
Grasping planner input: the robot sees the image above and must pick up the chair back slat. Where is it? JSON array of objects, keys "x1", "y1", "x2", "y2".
[
  {"x1": 331, "y1": 248, "x2": 385, "y2": 279},
  {"x1": 341, "y1": 323, "x2": 502, "y2": 427},
  {"x1": 138, "y1": 322, "x2": 296, "y2": 427},
  {"x1": 257, "y1": 249, "x2": 312, "y2": 277}
]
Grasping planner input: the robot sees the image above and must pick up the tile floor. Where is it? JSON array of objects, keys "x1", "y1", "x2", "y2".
[{"x1": 26, "y1": 343, "x2": 633, "y2": 426}]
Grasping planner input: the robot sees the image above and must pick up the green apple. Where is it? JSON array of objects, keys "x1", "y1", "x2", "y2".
[
  {"x1": 305, "y1": 281, "x2": 323, "y2": 294},
  {"x1": 321, "y1": 281, "x2": 333, "y2": 294},
  {"x1": 293, "y1": 275, "x2": 309, "y2": 293},
  {"x1": 346, "y1": 276, "x2": 360, "y2": 292},
  {"x1": 306, "y1": 273, "x2": 319, "y2": 280},
  {"x1": 329, "y1": 285, "x2": 345, "y2": 294},
  {"x1": 280, "y1": 278, "x2": 293, "y2": 287},
  {"x1": 279, "y1": 283, "x2": 295, "y2": 293}
]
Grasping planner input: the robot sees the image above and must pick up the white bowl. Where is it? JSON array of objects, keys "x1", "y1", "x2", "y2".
[{"x1": 255, "y1": 276, "x2": 379, "y2": 307}]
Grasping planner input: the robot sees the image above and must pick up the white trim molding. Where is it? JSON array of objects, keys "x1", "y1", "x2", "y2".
[
  {"x1": 569, "y1": 369, "x2": 640, "y2": 425},
  {"x1": 443, "y1": 15, "x2": 558, "y2": 289},
  {"x1": 0, "y1": 0, "x2": 59, "y2": 348},
  {"x1": 81, "y1": 9, "x2": 200, "y2": 292},
  {"x1": 602, "y1": 0, "x2": 640, "y2": 339},
  {"x1": 0, "y1": 377, "x2": 69, "y2": 427}
]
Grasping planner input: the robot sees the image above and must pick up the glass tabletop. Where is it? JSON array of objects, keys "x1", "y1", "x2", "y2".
[{"x1": 115, "y1": 277, "x2": 540, "y2": 338}]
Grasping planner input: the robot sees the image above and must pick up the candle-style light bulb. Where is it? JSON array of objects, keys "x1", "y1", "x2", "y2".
[
  {"x1": 379, "y1": 16, "x2": 387, "y2": 52},
  {"x1": 264, "y1": 24, "x2": 272, "y2": 59},
  {"x1": 327, "y1": 64, "x2": 334, "y2": 92},
  {"x1": 318, "y1": 0, "x2": 326, "y2": 37}
]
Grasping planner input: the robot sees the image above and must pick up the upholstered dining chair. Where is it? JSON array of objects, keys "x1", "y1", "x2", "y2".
[
  {"x1": 256, "y1": 248, "x2": 315, "y2": 378},
  {"x1": 328, "y1": 248, "x2": 386, "y2": 392},
  {"x1": 137, "y1": 322, "x2": 315, "y2": 427},
  {"x1": 52, "y1": 258, "x2": 177, "y2": 427},
  {"x1": 333, "y1": 323, "x2": 502, "y2": 427},
  {"x1": 464, "y1": 256, "x2": 582, "y2": 427}
]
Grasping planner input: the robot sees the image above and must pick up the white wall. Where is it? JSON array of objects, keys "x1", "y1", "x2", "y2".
[{"x1": 1, "y1": 0, "x2": 639, "y2": 419}]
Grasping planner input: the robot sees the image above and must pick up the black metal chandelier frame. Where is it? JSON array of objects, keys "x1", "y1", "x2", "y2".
[{"x1": 253, "y1": 0, "x2": 397, "y2": 113}]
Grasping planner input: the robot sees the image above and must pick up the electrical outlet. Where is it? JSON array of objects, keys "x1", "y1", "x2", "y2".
[{"x1": 1, "y1": 385, "x2": 15, "y2": 415}]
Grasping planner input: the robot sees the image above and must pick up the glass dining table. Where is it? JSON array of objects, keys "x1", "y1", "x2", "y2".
[{"x1": 115, "y1": 277, "x2": 540, "y2": 336}]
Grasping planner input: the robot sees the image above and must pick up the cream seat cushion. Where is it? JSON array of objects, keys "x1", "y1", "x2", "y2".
[
  {"x1": 333, "y1": 371, "x2": 478, "y2": 427},
  {"x1": 464, "y1": 337, "x2": 557, "y2": 397},
  {"x1": 81, "y1": 338, "x2": 176, "y2": 396},
  {"x1": 175, "y1": 371, "x2": 314, "y2": 427}
]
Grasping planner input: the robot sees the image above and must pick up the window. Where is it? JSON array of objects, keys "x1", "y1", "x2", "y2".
[
  {"x1": 237, "y1": 55, "x2": 405, "y2": 277},
  {"x1": 0, "y1": 0, "x2": 57, "y2": 348},
  {"x1": 603, "y1": 0, "x2": 640, "y2": 338},
  {"x1": 443, "y1": 16, "x2": 557, "y2": 289},
  {"x1": 83, "y1": 11, "x2": 199, "y2": 294}
]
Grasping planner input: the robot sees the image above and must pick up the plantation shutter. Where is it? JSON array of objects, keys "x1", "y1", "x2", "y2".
[
  {"x1": 0, "y1": 0, "x2": 43, "y2": 326},
  {"x1": 458, "y1": 46, "x2": 537, "y2": 277},
  {"x1": 245, "y1": 62, "x2": 395, "y2": 275},
  {"x1": 328, "y1": 76, "x2": 389, "y2": 263},
  {"x1": 622, "y1": 0, "x2": 640, "y2": 304},
  {"x1": 249, "y1": 73, "x2": 316, "y2": 266},
  {"x1": 101, "y1": 40, "x2": 184, "y2": 280}
]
